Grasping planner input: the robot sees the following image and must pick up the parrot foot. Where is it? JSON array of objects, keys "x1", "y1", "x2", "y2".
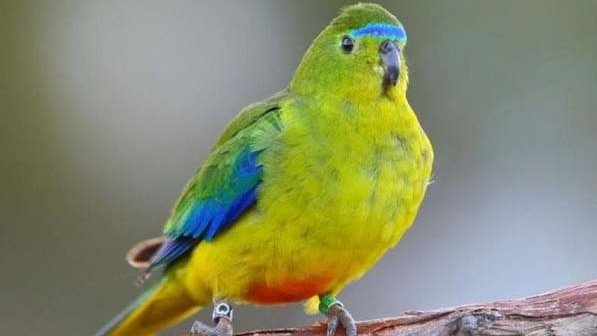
[
  {"x1": 190, "y1": 302, "x2": 234, "y2": 336},
  {"x1": 319, "y1": 295, "x2": 357, "y2": 336}
]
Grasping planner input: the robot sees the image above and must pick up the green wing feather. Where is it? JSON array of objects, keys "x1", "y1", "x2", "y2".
[{"x1": 151, "y1": 91, "x2": 287, "y2": 267}]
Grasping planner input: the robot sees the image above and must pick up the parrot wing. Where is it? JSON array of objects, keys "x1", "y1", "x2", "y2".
[{"x1": 148, "y1": 92, "x2": 286, "y2": 269}]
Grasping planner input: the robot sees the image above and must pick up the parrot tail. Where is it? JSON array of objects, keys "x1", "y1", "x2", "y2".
[{"x1": 92, "y1": 274, "x2": 200, "y2": 336}]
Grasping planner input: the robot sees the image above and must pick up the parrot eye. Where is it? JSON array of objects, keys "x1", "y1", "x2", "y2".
[{"x1": 341, "y1": 36, "x2": 355, "y2": 54}]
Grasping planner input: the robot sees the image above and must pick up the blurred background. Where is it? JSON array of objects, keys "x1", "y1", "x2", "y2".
[{"x1": 1, "y1": 1, "x2": 596, "y2": 335}]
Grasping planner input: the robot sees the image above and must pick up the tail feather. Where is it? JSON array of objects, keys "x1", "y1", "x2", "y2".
[{"x1": 92, "y1": 276, "x2": 200, "y2": 336}]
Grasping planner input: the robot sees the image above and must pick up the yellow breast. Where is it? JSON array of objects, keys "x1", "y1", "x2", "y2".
[{"x1": 254, "y1": 97, "x2": 433, "y2": 293}]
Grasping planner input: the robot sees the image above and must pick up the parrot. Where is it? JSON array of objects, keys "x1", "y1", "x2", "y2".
[{"x1": 92, "y1": 3, "x2": 433, "y2": 336}]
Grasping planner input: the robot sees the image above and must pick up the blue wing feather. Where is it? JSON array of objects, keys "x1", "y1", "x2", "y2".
[
  {"x1": 144, "y1": 99, "x2": 283, "y2": 271},
  {"x1": 148, "y1": 150, "x2": 262, "y2": 269}
]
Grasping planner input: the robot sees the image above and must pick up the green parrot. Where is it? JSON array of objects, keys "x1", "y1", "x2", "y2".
[{"x1": 92, "y1": 3, "x2": 433, "y2": 336}]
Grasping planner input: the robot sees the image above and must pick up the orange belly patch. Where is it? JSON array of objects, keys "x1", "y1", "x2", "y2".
[{"x1": 244, "y1": 277, "x2": 333, "y2": 304}]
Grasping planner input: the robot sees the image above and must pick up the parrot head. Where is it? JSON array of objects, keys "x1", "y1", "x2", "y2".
[{"x1": 291, "y1": 3, "x2": 409, "y2": 101}]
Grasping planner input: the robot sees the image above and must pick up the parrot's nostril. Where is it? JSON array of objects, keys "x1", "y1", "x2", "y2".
[
  {"x1": 381, "y1": 40, "x2": 391, "y2": 53},
  {"x1": 380, "y1": 40, "x2": 399, "y2": 55}
]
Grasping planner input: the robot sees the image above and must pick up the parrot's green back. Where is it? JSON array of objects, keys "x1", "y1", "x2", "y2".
[{"x1": 93, "y1": 3, "x2": 433, "y2": 336}]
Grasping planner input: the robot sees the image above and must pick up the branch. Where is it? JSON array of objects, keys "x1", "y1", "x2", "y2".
[{"x1": 178, "y1": 279, "x2": 597, "y2": 336}]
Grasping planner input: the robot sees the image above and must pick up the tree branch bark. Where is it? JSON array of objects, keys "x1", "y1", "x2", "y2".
[{"x1": 178, "y1": 279, "x2": 597, "y2": 336}]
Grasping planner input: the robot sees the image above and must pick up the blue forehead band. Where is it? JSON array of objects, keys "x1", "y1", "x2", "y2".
[{"x1": 348, "y1": 23, "x2": 407, "y2": 43}]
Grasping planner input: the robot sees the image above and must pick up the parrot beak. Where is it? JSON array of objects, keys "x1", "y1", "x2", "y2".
[{"x1": 380, "y1": 40, "x2": 400, "y2": 86}]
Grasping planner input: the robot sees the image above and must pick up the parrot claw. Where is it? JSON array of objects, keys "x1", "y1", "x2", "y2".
[
  {"x1": 190, "y1": 302, "x2": 234, "y2": 336},
  {"x1": 190, "y1": 319, "x2": 232, "y2": 336},
  {"x1": 326, "y1": 304, "x2": 357, "y2": 336}
]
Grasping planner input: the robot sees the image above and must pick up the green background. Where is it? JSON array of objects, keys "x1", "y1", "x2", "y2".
[{"x1": 1, "y1": 1, "x2": 596, "y2": 335}]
